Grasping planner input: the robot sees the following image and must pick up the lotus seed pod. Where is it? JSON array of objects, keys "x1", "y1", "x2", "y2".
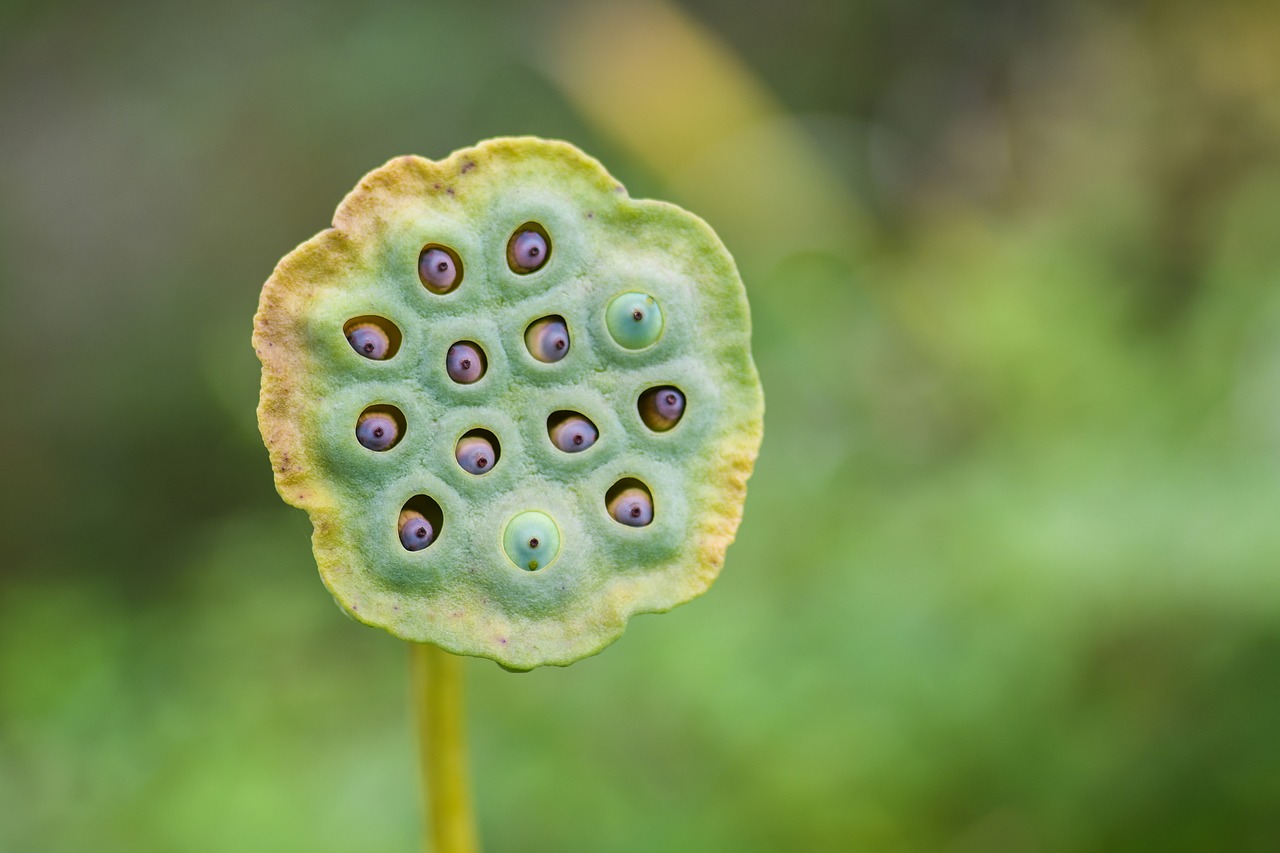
[
  {"x1": 456, "y1": 434, "x2": 497, "y2": 475},
  {"x1": 502, "y1": 510, "x2": 561, "y2": 571},
  {"x1": 524, "y1": 316, "x2": 570, "y2": 363},
  {"x1": 606, "y1": 291, "x2": 663, "y2": 349},
  {"x1": 399, "y1": 508, "x2": 435, "y2": 551},
  {"x1": 548, "y1": 413, "x2": 598, "y2": 453},
  {"x1": 254, "y1": 137, "x2": 764, "y2": 670},
  {"x1": 507, "y1": 224, "x2": 551, "y2": 274},
  {"x1": 446, "y1": 341, "x2": 487, "y2": 384},
  {"x1": 639, "y1": 386, "x2": 685, "y2": 432},
  {"x1": 607, "y1": 485, "x2": 654, "y2": 527}
]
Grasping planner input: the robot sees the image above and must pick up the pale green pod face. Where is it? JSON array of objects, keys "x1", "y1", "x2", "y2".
[
  {"x1": 254, "y1": 137, "x2": 764, "y2": 669},
  {"x1": 502, "y1": 511, "x2": 561, "y2": 571},
  {"x1": 606, "y1": 292, "x2": 664, "y2": 349}
]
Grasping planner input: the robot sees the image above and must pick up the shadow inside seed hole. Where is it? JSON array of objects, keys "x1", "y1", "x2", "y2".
[
  {"x1": 456, "y1": 428, "x2": 500, "y2": 475},
  {"x1": 605, "y1": 478, "x2": 654, "y2": 527},
  {"x1": 546, "y1": 411, "x2": 598, "y2": 453},
  {"x1": 399, "y1": 494, "x2": 444, "y2": 551},
  {"x1": 343, "y1": 315, "x2": 402, "y2": 360},
  {"x1": 356, "y1": 404, "x2": 406, "y2": 452}
]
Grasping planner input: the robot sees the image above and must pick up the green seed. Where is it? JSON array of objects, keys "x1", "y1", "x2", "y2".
[
  {"x1": 605, "y1": 292, "x2": 663, "y2": 349},
  {"x1": 502, "y1": 511, "x2": 561, "y2": 572}
]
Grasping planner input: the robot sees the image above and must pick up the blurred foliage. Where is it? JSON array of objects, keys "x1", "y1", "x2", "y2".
[{"x1": 3, "y1": 0, "x2": 1280, "y2": 850}]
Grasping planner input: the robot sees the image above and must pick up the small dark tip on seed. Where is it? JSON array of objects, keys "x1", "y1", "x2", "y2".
[
  {"x1": 529, "y1": 538, "x2": 539, "y2": 548},
  {"x1": 632, "y1": 309, "x2": 643, "y2": 321}
]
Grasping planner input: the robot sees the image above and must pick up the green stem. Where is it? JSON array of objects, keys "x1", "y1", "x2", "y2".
[{"x1": 410, "y1": 642, "x2": 480, "y2": 853}]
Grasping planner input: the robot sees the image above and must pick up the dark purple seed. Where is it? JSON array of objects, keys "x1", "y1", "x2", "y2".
[
  {"x1": 398, "y1": 509, "x2": 434, "y2": 551},
  {"x1": 607, "y1": 487, "x2": 653, "y2": 527},
  {"x1": 346, "y1": 323, "x2": 391, "y2": 360},
  {"x1": 419, "y1": 246, "x2": 460, "y2": 293},
  {"x1": 525, "y1": 317, "x2": 569, "y2": 363},
  {"x1": 456, "y1": 435, "x2": 496, "y2": 474},
  {"x1": 549, "y1": 415, "x2": 598, "y2": 453},
  {"x1": 639, "y1": 386, "x2": 685, "y2": 431},
  {"x1": 507, "y1": 227, "x2": 550, "y2": 273},
  {"x1": 357, "y1": 411, "x2": 400, "y2": 451},
  {"x1": 447, "y1": 342, "x2": 486, "y2": 383}
]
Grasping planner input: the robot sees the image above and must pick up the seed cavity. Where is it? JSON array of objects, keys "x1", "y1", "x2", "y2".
[
  {"x1": 547, "y1": 411, "x2": 598, "y2": 453},
  {"x1": 606, "y1": 479, "x2": 654, "y2": 527},
  {"x1": 507, "y1": 222, "x2": 551, "y2": 274},
  {"x1": 418, "y1": 244, "x2": 462, "y2": 294},
  {"x1": 525, "y1": 315, "x2": 570, "y2": 363},
  {"x1": 356, "y1": 405, "x2": 405, "y2": 452},
  {"x1": 446, "y1": 341, "x2": 487, "y2": 384},
  {"x1": 343, "y1": 316, "x2": 401, "y2": 360},
  {"x1": 455, "y1": 429, "x2": 500, "y2": 475},
  {"x1": 639, "y1": 386, "x2": 685, "y2": 432},
  {"x1": 606, "y1": 292, "x2": 664, "y2": 349},
  {"x1": 399, "y1": 495, "x2": 443, "y2": 551},
  {"x1": 503, "y1": 511, "x2": 561, "y2": 571}
]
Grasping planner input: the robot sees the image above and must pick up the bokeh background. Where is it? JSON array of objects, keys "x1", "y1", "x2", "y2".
[{"x1": 3, "y1": 0, "x2": 1280, "y2": 850}]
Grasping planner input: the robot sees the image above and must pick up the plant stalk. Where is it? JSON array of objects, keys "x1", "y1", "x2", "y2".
[{"x1": 410, "y1": 642, "x2": 480, "y2": 853}]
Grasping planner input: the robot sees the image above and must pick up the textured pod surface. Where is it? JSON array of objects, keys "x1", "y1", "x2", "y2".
[{"x1": 253, "y1": 137, "x2": 764, "y2": 669}]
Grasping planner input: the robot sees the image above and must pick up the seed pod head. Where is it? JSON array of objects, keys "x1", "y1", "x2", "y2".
[{"x1": 253, "y1": 137, "x2": 764, "y2": 670}]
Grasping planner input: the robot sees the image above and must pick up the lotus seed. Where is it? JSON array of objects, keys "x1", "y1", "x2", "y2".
[
  {"x1": 639, "y1": 386, "x2": 685, "y2": 431},
  {"x1": 549, "y1": 414, "x2": 598, "y2": 453},
  {"x1": 605, "y1": 292, "x2": 664, "y2": 349},
  {"x1": 446, "y1": 342, "x2": 486, "y2": 384},
  {"x1": 398, "y1": 508, "x2": 435, "y2": 551},
  {"x1": 346, "y1": 322, "x2": 391, "y2": 360},
  {"x1": 503, "y1": 511, "x2": 561, "y2": 571},
  {"x1": 455, "y1": 434, "x2": 496, "y2": 474},
  {"x1": 418, "y1": 245, "x2": 461, "y2": 294},
  {"x1": 524, "y1": 316, "x2": 570, "y2": 363},
  {"x1": 507, "y1": 225, "x2": 550, "y2": 274},
  {"x1": 608, "y1": 486, "x2": 653, "y2": 527},
  {"x1": 356, "y1": 410, "x2": 401, "y2": 451}
]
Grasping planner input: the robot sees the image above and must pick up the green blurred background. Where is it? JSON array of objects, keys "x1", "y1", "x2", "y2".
[{"x1": 3, "y1": 0, "x2": 1280, "y2": 850}]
